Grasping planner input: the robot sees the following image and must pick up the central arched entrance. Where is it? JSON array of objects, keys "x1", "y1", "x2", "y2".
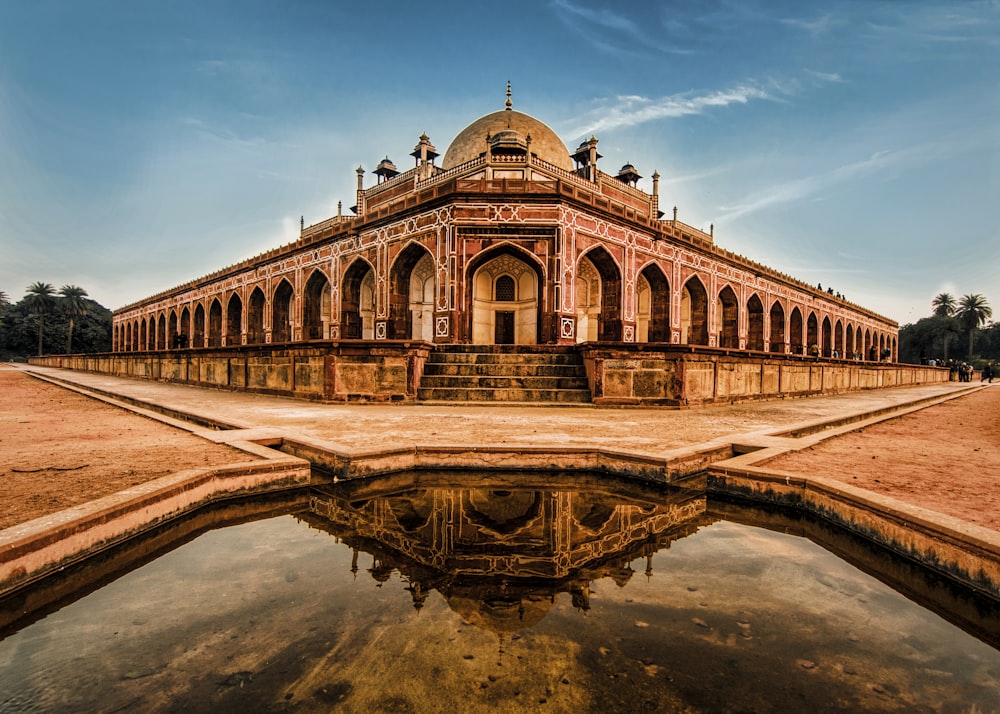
[{"x1": 469, "y1": 247, "x2": 540, "y2": 345}]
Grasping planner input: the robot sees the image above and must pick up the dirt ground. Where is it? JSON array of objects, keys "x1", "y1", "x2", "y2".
[
  {"x1": 765, "y1": 383, "x2": 1000, "y2": 531},
  {"x1": 2, "y1": 364, "x2": 998, "y2": 535},
  {"x1": 0, "y1": 368, "x2": 257, "y2": 530}
]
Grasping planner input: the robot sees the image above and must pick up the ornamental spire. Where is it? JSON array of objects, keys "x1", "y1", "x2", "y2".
[{"x1": 505, "y1": 80, "x2": 512, "y2": 110}]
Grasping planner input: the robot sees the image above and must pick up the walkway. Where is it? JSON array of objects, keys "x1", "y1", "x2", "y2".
[{"x1": 19, "y1": 365, "x2": 975, "y2": 461}]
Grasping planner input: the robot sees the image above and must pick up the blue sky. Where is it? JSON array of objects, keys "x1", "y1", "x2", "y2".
[{"x1": 1, "y1": 0, "x2": 997, "y2": 324}]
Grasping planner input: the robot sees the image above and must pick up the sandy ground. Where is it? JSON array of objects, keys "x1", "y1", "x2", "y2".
[
  {"x1": 0, "y1": 368, "x2": 257, "y2": 530},
  {"x1": 1, "y1": 363, "x2": 998, "y2": 534},
  {"x1": 765, "y1": 383, "x2": 1000, "y2": 531}
]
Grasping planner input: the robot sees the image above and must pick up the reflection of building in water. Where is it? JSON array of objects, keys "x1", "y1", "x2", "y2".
[{"x1": 299, "y1": 474, "x2": 711, "y2": 633}]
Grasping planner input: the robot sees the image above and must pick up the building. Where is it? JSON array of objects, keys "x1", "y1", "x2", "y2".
[{"x1": 108, "y1": 88, "x2": 907, "y2": 404}]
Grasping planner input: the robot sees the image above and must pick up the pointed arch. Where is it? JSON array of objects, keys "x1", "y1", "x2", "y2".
[
  {"x1": 746, "y1": 293, "x2": 764, "y2": 351},
  {"x1": 247, "y1": 287, "x2": 266, "y2": 344},
  {"x1": 681, "y1": 276, "x2": 709, "y2": 346},
  {"x1": 579, "y1": 247, "x2": 622, "y2": 342},
  {"x1": 821, "y1": 316, "x2": 832, "y2": 358},
  {"x1": 180, "y1": 307, "x2": 190, "y2": 349},
  {"x1": 575, "y1": 254, "x2": 600, "y2": 342},
  {"x1": 208, "y1": 299, "x2": 223, "y2": 347},
  {"x1": 717, "y1": 285, "x2": 739, "y2": 348},
  {"x1": 834, "y1": 320, "x2": 844, "y2": 358},
  {"x1": 769, "y1": 300, "x2": 785, "y2": 353},
  {"x1": 408, "y1": 251, "x2": 436, "y2": 341},
  {"x1": 389, "y1": 243, "x2": 433, "y2": 340},
  {"x1": 226, "y1": 292, "x2": 243, "y2": 346},
  {"x1": 303, "y1": 269, "x2": 332, "y2": 340},
  {"x1": 272, "y1": 279, "x2": 293, "y2": 343},
  {"x1": 845, "y1": 323, "x2": 855, "y2": 359},
  {"x1": 637, "y1": 263, "x2": 670, "y2": 342},
  {"x1": 789, "y1": 307, "x2": 803, "y2": 354},
  {"x1": 193, "y1": 303, "x2": 205, "y2": 348},
  {"x1": 342, "y1": 259, "x2": 374, "y2": 339},
  {"x1": 387, "y1": 243, "x2": 434, "y2": 340},
  {"x1": 156, "y1": 313, "x2": 167, "y2": 351},
  {"x1": 467, "y1": 244, "x2": 542, "y2": 345},
  {"x1": 167, "y1": 310, "x2": 178, "y2": 349},
  {"x1": 807, "y1": 311, "x2": 819, "y2": 355}
]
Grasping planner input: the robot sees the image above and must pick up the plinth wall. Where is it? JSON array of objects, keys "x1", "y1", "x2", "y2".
[
  {"x1": 31, "y1": 342, "x2": 433, "y2": 402},
  {"x1": 33, "y1": 343, "x2": 947, "y2": 405},
  {"x1": 578, "y1": 345, "x2": 949, "y2": 406}
]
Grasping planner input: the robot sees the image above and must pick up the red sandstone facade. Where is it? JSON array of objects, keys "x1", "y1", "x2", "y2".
[{"x1": 112, "y1": 99, "x2": 898, "y2": 362}]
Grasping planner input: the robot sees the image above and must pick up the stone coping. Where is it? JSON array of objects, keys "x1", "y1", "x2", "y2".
[{"x1": 706, "y1": 463, "x2": 1000, "y2": 599}]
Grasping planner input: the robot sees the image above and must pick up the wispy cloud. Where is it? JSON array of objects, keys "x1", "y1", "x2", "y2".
[
  {"x1": 566, "y1": 83, "x2": 774, "y2": 138},
  {"x1": 550, "y1": 0, "x2": 693, "y2": 59},
  {"x1": 780, "y1": 13, "x2": 835, "y2": 36},
  {"x1": 716, "y1": 150, "x2": 896, "y2": 222},
  {"x1": 178, "y1": 116, "x2": 265, "y2": 149},
  {"x1": 551, "y1": 0, "x2": 640, "y2": 35}
]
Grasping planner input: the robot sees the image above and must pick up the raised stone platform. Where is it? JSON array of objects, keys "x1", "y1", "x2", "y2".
[{"x1": 32, "y1": 342, "x2": 948, "y2": 405}]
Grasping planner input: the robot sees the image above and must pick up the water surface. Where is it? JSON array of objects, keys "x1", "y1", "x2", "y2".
[{"x1": 1, "y1": 473, "x2": 998, "y2": 712}]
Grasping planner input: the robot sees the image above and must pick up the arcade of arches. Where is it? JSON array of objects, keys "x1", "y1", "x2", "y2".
[{"x1": 115, "y1": 247, "x2": 896, "y2": 362}]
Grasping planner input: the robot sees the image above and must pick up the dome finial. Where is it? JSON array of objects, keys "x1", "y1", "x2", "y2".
[{"x1": 505, "y1": 80, "x2": 512, "y2": 110}]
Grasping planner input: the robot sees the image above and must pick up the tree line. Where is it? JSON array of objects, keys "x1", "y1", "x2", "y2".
[
  {"x1": 0, "y1": 283, "x2": 113, "y2": 360},
  {"x1": 899, "y1": 292, "x2": 995, "y2": 366}
]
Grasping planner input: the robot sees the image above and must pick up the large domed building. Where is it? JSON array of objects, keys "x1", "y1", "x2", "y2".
[{"x1": 108, "y1": 87, "x2": 909, "y2": 405}]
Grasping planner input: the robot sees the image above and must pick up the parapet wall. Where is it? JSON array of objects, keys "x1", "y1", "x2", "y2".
[
  {"x1": 579, "y1": 345, "x2": 949, "y2": 406},
  {"x1": 32, "y1": 342, "x2": 433, "y2": 402},
  {"x1": 32, "y1": 343, "x2": 947, "y2": 405}
]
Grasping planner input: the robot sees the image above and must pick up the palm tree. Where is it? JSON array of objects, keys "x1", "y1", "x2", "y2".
[
  {"x1": 0, "y1": 290, "x2": 9, "y2": 313},
  {"x1": 931, "y1": 292, "x2": 956, "y2": 318},
  {"x1": 931, "y1": 292, "x2": 957, "y2": 360},
  {"x1": 24, "y1": 282, "x2": 56, "y2": 356},
  {"x1": 59, "y1": 285, "x2": 89, "y2": 354},
  {"x1": 957, "y1": 293, "x2": 992, "y2": 359}
]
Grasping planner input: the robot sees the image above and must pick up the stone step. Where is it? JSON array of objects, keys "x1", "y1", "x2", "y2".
[
  {"x1": 423, "y1": 362, "x2": 586, "y2": 378},
  {"x1": 418, "y1": 346, "x2": 592, "y2": 404},
  {"x1": 424, "y1": 352, "x2": 584, "y2": 366},
  {"x1": 416, "y1": 387, "x2": 593, "y2": 403},
  {"x1": 430, "y1": 344, "x2": 579, "y2": 354},
  {"x1": 419, "y1": 375, "x2": 589, "y2": 390}
]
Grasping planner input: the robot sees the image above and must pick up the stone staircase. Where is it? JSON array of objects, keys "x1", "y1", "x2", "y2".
[{"x1": 417, "y1": 345, "x2": 592, "y2": 404}]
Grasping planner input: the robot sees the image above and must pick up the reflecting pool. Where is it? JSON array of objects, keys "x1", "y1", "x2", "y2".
[{"x1": 1, "y1": 472, "x2": 999, "y2": 713}]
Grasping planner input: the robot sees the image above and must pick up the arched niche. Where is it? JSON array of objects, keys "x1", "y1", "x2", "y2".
[
  {"x1": 680, "y1": 276, "x2": 709, "y2": 346},
  {"x1": 469, "y1": 248, "x2": 540, "y2": 345},
  {"x1": 341, "y1": 259, "x2": 374, "y2": 339},
  {"x1": 272, "y1": 280, "x2": 293, "y2": 343},
  {"x1": 636, "y1": 264, "x2": 670, "y2": 343},
  {"x1": 303, "y1": 270, "x2": 331, "y2": 340}
]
